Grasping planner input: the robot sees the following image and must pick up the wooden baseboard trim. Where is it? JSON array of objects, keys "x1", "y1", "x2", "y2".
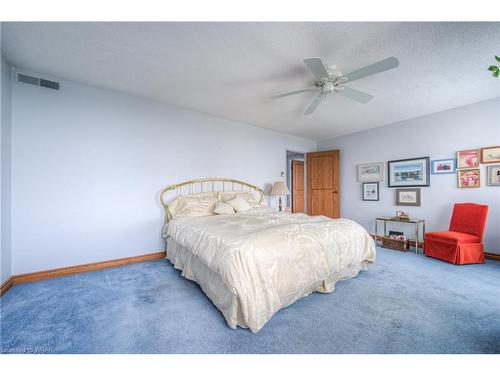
[
  {"x1": 1, "y1": 277, "x2": 14, "y2": 297},
  {"x1": 0, "y1": 251, "x2": 166, "y2": 297},
  {"x1": 485, "y1": 252, "x2": 500, "y2": 261}
]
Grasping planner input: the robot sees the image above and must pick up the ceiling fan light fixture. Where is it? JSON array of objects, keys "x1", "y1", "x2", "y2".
[{"x1": 322, "y1": 82, "x2": 335, "y2": 93}]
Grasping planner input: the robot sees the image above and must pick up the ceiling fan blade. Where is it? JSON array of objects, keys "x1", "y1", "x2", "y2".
[
  {"x1": 270, "y1": 87, "x2": 320, "y2": 99},
  {"x1": 336, "y1": 86, "x2": 374, "y2": 104},
  {"x1": 304, "y1": 93, "x2": 323, "y2": 115},
  {"x1": 303, "y1": 58, "x2": 330, "y2": 81},
  {"x1": 342, "y1": 56, "x2": 399, "y2": 83}
]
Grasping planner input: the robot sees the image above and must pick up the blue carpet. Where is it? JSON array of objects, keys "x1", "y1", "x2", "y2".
[{"x1": 1, "y1": 248, "x2": 499, "y2": 354}]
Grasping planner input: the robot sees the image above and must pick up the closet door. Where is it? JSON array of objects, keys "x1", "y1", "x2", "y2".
[{"x1": 306, "y1": 150, "x2": 340, "y2": 218}]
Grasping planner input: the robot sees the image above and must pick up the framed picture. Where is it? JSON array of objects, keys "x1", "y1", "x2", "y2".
[
  {"x1": 388, "y1": 157, "x2": 430, "y2": 187},
  {"x1": 457, "y1": 149, "x2": 480, "y2": 169},
  {"x1": 362, "y1": 182, "x2": 379, "y2": 201},
  {"x1": 481, "y1": 146, "x2": 500, "y2": 164},
  {"x1": 457, "y1": 169, "x2": 480, "y2": 188},
  {"x1": 357, "y1": 162, "x2": 384, "y2": 182},
  {"x1": 486, "y1": 165, "x2": 500, "y2": 186},
  {"x1": 431, "y1": 159, "x2": 456, "y2": 174},
  {"x1": 395, "y1": 188, "x2": 421, "y2": 206}
]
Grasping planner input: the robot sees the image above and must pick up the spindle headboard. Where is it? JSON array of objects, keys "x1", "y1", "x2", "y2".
[{"x1": 160, "y1": 177, "x2": 265, "y2": 226}]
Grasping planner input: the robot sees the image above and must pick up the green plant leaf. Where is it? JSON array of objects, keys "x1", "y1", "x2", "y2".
[
  {"x1": 495, "y1": 55, "x2": 500, "y2": 62},
  {"x1": 493, "y1": 70, "x2": 499, "y2": 78},
  {"x1": 488, "y1": 65, "x2": 498, "y2": 71}
]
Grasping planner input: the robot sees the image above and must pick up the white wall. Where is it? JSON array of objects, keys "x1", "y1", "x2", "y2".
[
  {"x1": 10, "y1": 70, "x2": 316, "y2": 275},
  {"x1": 8, "y1": 68, "x2": 499, "y2": 277},
  {"x1": 1, "y1": 52, "x2": 13, "y2": 283},
  {"x1": 318, "y1": 98, "x2": 500, "y2": 254}
]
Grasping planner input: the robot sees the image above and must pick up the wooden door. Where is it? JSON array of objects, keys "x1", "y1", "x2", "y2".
[
  {"x1": 307, "y1": 150, "x2": 340, "y2": 218},
  {"x1": 291, "y1": 160, "x2": 304, "y2": 213}
]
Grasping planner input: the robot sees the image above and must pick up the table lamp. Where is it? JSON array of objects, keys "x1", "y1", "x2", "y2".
[{"x1": 270, "y1": 181, "x2": 290, "y2": 212}]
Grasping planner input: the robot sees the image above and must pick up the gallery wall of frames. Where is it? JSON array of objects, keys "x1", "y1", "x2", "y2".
[{"x1": 358, "y1": 145, "x2": 500, "y2": 206}]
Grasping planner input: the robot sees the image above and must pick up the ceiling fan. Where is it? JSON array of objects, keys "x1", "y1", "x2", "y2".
[{"x1": 271, "y1": 56, "x2": 399, "y2": 115}]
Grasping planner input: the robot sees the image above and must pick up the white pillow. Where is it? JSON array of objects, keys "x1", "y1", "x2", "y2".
[
  {"x1": 168, "y1": 192, "x2": 218, "y2": 217},
  {"x1": 213, "y1": 201, "x2": 236, "y2": 215},
  {"x1": 169, "y1": 197, "x2": 218, "y2": 218},
  {"x1": 218, "y1": 191, "x2": 264, "y2": 208},
  {"x1": 226, "y1": 195, "x2": 252, "y2": 213}
]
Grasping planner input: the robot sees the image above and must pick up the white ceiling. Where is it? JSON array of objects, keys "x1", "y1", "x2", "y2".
[{"x1": 2, "y1": 22, "x2": 500, "y2": 140}]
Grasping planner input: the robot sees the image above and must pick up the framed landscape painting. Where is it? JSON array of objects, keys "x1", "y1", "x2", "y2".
[
  {"x1": 431, "y1": 159, "x2": 456, "y2": 174},
  {"x1": 388, "y1": 157, "x2": 430, "y2": 187},
  {"x1": 481, "y1": 146, "x2": 500, "y2": 164},
  {"x1": 357, "y1": 162, "x2": 384, "y2": 182},
  {"x1": 457, "y1": 149, "x2": 479, "y2": 169},
  {"x1": 457, "y1": 169, "x2": 480, "y2": 188},
  {"x1": 395, "y1": 188, "x2": 421, "y2": 206}
]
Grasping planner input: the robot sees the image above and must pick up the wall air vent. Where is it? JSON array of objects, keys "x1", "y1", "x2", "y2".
[{"x1": 17, "y1": 73, "x2": 60, "y2": 90}]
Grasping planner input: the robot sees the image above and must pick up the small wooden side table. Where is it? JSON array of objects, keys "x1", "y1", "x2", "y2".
[{"x1": 375, "y1": 217, "x2": 426, "y2": 254}]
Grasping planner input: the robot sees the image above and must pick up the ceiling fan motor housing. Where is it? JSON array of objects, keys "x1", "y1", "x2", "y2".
[{"x1": 322, "y1": 81, "x2": 336, "y2": 93}]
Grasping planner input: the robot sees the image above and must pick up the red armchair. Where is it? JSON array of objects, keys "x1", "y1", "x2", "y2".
[{"x1": 425, "y1": 203, "x2": 488, "y2": 265}]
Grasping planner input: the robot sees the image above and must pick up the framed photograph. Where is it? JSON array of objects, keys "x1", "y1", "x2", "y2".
[
  {"x1": 431, "y1": 159, "x2": 456, "y2": 174},
  {"x1": 395, "y1": 188, "x2": 421, "y2": 206},
  {"x1": 457, "y1": 149, "x2": 480, "y2": 169},
  {"x1": 388, "y1": 157, "x2": 430, "y2": 187},
  {"x1": 362, "y1": 182, "x2": 379, "y2": 201},
  {"x1": 481, "y1": 146, "x2": 500, "y2": 164},
  {"x1": 457, "y1": 169, "x2": 480, "y2": 188},
  {"x1": 486, "y1": 165, "x2": 500, "y2": 186},
  {"x1": 357, "y1": 162, "x2": 384, "y2": 182}
]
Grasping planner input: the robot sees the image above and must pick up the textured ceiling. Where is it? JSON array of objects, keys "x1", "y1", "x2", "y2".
[{"x1": 2, "y1": 22, "x2": 500, "y2": 140}]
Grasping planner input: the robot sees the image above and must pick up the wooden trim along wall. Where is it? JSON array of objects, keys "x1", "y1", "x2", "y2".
[
  {"x1": 0, "y1": 277, "x2": 14, "y2": 297},
  {"x1": 0, "y1": 251, "x2": 166, "y2": 297},
  {"x1": 485, "y1": 252, "x2": 500, "y2": 261}
]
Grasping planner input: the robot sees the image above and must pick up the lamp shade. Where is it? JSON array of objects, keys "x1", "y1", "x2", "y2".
[{"x1": 270, "y1": 181, "x2": 290, "y2": 196}]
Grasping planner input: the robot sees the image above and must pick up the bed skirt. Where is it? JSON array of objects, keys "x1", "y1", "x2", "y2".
[{"x1": 166, "y1": 237, "x2": 370, "y2": 332}]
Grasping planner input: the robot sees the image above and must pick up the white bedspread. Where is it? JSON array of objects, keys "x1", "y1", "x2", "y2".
[{"x1": 165, "y1": 208, "x2": 376, "y2": 332}]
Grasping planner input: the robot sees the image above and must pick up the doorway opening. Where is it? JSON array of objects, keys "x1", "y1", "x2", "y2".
[{"x1": 286, "y1": 150, "x2": 306, "y2": 213}]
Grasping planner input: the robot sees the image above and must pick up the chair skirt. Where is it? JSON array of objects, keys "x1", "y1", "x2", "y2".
[{"x1": 425, "y1": 239, "x2": 484, "y2": 265}]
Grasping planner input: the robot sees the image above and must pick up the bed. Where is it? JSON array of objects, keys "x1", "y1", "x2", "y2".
[{"x1": 161, "y1": 178, "x2": 376, "y2": 333}]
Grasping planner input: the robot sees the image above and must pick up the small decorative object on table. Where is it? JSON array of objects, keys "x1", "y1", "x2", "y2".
[
  {"x1": 270, "y1": 181, "x2": 290, "y2": 212},
  {"x1": 392, "y1": 210, "x2": 410, "y2": 220}
]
